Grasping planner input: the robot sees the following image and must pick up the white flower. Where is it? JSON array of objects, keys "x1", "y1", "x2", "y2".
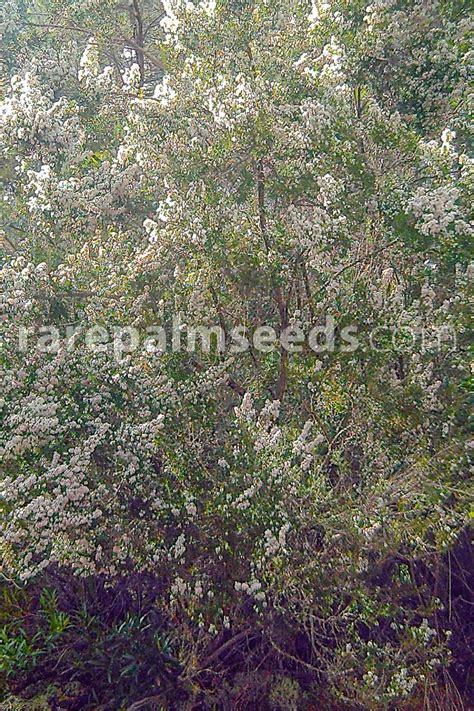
[{"x1": 78, "y1": 37, "x2": 100, "y2": 84}]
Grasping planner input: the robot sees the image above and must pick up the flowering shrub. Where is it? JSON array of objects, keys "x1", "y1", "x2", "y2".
[{"x1": 0, "y1": 0, "x2": 472, "y2": 708}]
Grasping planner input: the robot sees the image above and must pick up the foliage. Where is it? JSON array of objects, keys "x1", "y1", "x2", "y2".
[{"x1": 0, "y1": 0, "x2": 472, "y2": 708}]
